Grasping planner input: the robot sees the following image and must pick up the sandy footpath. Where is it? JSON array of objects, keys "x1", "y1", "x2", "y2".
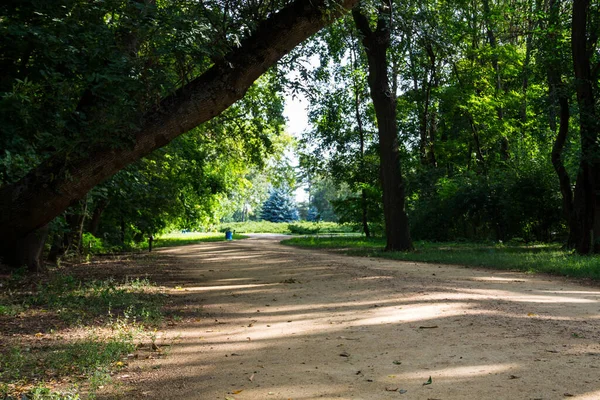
[{"x1": 113, "y1": 236, "x2": 600, "y2": 399}]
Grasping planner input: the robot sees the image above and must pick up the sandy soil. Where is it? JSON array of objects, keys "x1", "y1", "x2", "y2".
[{"x1": 115, "y1": 235, "x2": 600, "y2": 399}]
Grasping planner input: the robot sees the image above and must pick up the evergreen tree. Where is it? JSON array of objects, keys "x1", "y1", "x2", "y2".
[{"x1": 261, "y1": 189, "x2": 299, "y2": 223}]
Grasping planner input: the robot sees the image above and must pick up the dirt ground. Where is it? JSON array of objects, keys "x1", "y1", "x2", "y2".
[{"x1": 113, "y1": 235, "x2": 600, "y2": 399}]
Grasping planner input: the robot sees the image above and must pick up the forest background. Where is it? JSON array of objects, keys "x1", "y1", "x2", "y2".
[{"x1": 1, "y1": 0, "x2": 600, "y2": 270}]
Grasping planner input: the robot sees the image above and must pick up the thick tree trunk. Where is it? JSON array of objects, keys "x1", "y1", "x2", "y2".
[
  {"x1": 546, "y1": 0, "x2": 576, "y2": 247},
  {"x1": 88, "y1": 199, "x2": 109, "y2": 236},
  {"x1": 353, "y1": 9, "x2": 413, "y2": 252},
  {"x1": 571, "y1": 0, "x2": 600, "y2": 254},
  {"x1": 0, "y1": 225, "x2": 49, "y2": 272},
  {"x1": 0, "y1": 0, "x2": 359, "y2": 268}
]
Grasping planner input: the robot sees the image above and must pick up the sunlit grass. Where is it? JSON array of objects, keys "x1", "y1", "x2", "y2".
[
  {"x1": 154, "y1": 232, "x2": 247, "y2": 248},
  {"x1": 282, "y1": 237, "x2": 600, "y2": 280},
  {"x1": 0, "y1": 273, "x2": 167, "y2": 399}
]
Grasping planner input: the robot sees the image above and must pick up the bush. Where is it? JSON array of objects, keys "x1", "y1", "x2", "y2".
[
  {"x1": 217, "y1": 221, "x2": 354, "y2": 234},
  {"x1": 81, "y1": 232, "x2": 105, "y2": 254},
  {"x1": 288, "y1": 221, "x2": 355, "y2": 235},
  {"x1": 407, "y1": 165, "x2": 564, "y2": 242}
]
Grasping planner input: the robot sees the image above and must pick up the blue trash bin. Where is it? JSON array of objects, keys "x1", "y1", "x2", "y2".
[{"x1": 225, "y1": 230, "x2": 233, "y2": 240}]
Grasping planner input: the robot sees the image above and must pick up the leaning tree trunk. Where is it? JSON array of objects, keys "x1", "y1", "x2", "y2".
[
  {"x1": 571, "y1": 0, "x2": 600, "y2": 254},
  {"x1": 353, "y1": 8, "x2": 413, "y2": 251},
  {"x1": 0, "y1": 0, "x2": 359, "y2": 270}
]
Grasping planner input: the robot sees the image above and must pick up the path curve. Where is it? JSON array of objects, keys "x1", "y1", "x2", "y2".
[{"x1": 124, "y1": 236, "x2": 600, "y2": 399}]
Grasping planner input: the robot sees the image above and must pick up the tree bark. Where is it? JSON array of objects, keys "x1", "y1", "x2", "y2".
[
  {"x1": 0, "y1": 0, "x2": 359, "y2": 268},
  {"x1": 571, "y1": 0, "x2": 600, "y2": 254},
  {"x1": 0, "y1": 225, "x2": 49, "y2": 272},
  {"x1": 353, "y1": 8, "x2": 413, "y2": 251},
  {"x1": 88, "y1": 199, "x2": 109, "y2": 236},
  {"x1": 352, "y1": 49, "x2": 371, "y2": 238},
  {"x1": 546, "y1": 0, "x2": 576, "y2": 247}
]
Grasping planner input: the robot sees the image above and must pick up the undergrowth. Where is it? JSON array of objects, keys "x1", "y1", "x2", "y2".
[{"x1": 0, "y1": 272, "x2": 167, "y2": 399}]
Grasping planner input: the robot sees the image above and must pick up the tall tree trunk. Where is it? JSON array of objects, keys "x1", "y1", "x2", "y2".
[
  {"x1": 571, "y1": 0, "x2": 600, "y2": 254},
  {"x1": 355, "y1": 91, "x2": 371, "y2": 238},
  {"x1": 351, "y1": 39, "x2": 371, "y2": 238},
  {"x1": 353, "y1": 8, "x2": 413, "y2": 252},
  {"x1": 0, "y1": 0, "x2": 359, "y2": 269},
  {"x1": 546, "y1": 0, "x2": 576, "y2": 247},
  {"x1": 88, "y1": 199, "x2": 109, "y2": 236}
]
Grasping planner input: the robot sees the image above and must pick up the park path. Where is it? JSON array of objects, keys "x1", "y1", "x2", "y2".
[{"x1": 120, "y1": 236, "x2": 600, "y2": 399}]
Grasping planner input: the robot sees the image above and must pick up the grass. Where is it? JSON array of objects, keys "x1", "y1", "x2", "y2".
[
  {"x1": 0, "y1": 271, "x2": 167, "y2": 399},
  {"x1": 0, "y1": 274, "x2": 165, "y2": 325},
  {"x1": 154, "y1": 231, "x2": 247, "y2": 248},
  {"x1": 282, "y1": 237, "x2": 600, "y2": 280},
  {"x1": 217, "y1": 221, "x2": 355, "y2": 234}
]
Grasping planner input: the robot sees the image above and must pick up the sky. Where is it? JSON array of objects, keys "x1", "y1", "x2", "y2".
[{"x1": 283, "y1": 92, "x2": 310, "y2": 203}]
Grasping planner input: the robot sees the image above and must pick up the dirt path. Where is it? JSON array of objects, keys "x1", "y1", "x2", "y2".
[{"x1": 120, "y1": 236, "x2": 600, "y2": 399}]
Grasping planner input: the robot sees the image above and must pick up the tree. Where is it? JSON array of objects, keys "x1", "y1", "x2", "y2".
[
  {"x1": 0, "y1": 0, "x2": 359, "y2": 270},
  {"x1": 353, "y1": 5, "x2": 414, "y2": 251},
  {"x1": 571, "y1": 0, "x2": 600, "y2": 253},
  {"x1": 261, "y1": 188, "x2": 299, "y2": 223}
]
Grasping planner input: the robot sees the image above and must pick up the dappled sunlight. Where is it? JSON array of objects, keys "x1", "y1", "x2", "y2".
[
  {"x1": 120, "y1": 238, "x2": 600, "y2": 399},
  {"x1": 392, "y1": 363, "x2": 518, "y2": 381},
  {"x1": 182, "y1": 254, "x2": 266, "y2": 261},
  {"x1": 406, "y1": 287, "x2": 600, "y2": 305},
  {"x1": 540, "y1": 290, "x2": 600, "y2": 296},
  {"x1": 576, "y1": 389, "x2": 600, "y2": 399},
  {"x1": 177, "y1": 283, "x2": 278, "y2": 292},
  {"x1": 469, "y1": 276, "x2": 531, "y2": 282},
  {"x1": 357, "y1": 275, "x2": 394, "y2": 281},
  {"x1": 462, "y1": 288, "x2": 598, "y2": 304},
  {"x1": 349, "y1": 302, "x2": 472, "y2": 326}
]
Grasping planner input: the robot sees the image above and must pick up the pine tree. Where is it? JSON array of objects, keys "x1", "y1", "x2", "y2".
[{"x1": 261, "y1": 189, "x2": 300, "y2": 222}]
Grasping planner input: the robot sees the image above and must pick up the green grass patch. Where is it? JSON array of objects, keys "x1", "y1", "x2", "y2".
[
  {"x1": 217, "y1": 221, "x2": 355, "y2": 234},
  {"x1": 0, "y1": 332, "x2": 138, "y2": 399},
  {"x1": 2, "y1": 274, "x2": 166, "y2": 326},
  {"x1": 0, "y1": 333, "x2": 136, "y2": 382},
  {"x1": 154, "y1": 231, "x2": 247, "y2": 248},
  {"x1": 282, "y1": 237, "x2": 600, "y2": 280},
  {"x1": 0, "y1": 272, "x2": 167, "y2": 399}
]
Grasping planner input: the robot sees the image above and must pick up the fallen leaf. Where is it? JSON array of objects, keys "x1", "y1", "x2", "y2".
[
  {"x1": 232, "y1": 390, "x2": 243, "y2": 394},
  {"x1": 249, "y1": 374, "x2": 254, "y2": 382},
  {"x1": 385, "y1": 387, "x2": 399, "y2": 392},
  {"x1": 393, "y1": 360, "x2": 402, "y2": 365},
  {"x1": 509, "y1": 375, "x2": 520, "y2": 379},
  {"x1": 527, "y1": 312, "x2": 537, "y2": 317},
  {"x1": 423, "y1": 376, "x2": 432, "y2": 386},
  {"x1": 564, "y1": 394, "x2": 574, "y2": 397},
  {"x1": 399, "y1": 389, "x2": 408, "y2": 394},
  {"x1": 419, "y1": 326, "x2": 438, "y2": 329},
  {"x1": 339, "y1": 351, "x2": 350, "y2": 357}
]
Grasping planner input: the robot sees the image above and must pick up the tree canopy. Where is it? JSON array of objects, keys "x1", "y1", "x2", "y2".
[{"x1": 2, "y1": 0, "x2": 600, "y2": 270}]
